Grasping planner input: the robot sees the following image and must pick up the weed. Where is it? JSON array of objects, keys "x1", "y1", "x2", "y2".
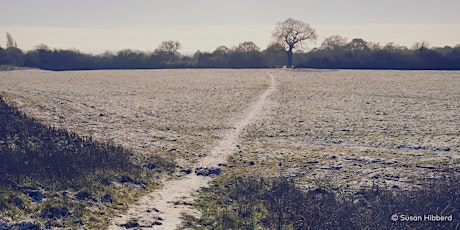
[
  {"x1": 0, "y1": 95, "x2": 175, "y2": 228},
  {"x1": 192, "y1": 171, "x2": 460, "y2": 229}
]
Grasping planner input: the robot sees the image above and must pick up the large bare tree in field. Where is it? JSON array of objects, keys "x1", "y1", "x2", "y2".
[{"x1": 272, "y1": 18, "x2": 317, "y2": 68}]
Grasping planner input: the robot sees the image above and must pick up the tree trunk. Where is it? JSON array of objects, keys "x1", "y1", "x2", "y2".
[{"x1": 286, "y1": 48, "x2": 293, "y2": 68}]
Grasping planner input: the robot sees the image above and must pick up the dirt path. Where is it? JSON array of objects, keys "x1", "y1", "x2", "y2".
[{"x1": 108, "y1": 72, "x2": 277, "y2": 229}]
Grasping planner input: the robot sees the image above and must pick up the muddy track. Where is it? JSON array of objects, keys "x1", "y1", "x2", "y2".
[{"x1": 108, "y1": 72, "x2": 277, "y2": 229}]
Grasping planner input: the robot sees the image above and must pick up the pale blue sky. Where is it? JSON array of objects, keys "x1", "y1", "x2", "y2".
[{"x1": 1, "y1": 0, "x2": 459, "y2": 53}]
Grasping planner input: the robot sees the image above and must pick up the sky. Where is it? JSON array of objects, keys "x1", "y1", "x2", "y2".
[{"x1": 1, "y1": 0, "x2": 459, "y2": 54}]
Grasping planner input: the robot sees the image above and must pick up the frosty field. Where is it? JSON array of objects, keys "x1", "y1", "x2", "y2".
[
  {"x1": 0, "y1": 69, "x2": 269, "y2": 165},
  {"x1": 239, "y1": 69, "x2": 460, "y2": 190},
  {"x1": 1, "y1": 68, "x2": 459, "y2": 228},
  {"x1": 1, "y1": 69, "x2": 459, "y2": 187}
]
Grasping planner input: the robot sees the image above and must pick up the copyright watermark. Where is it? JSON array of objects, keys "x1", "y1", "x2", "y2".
[{"x1": 391, "y1": 214, "x2": 454, "y2": 222}]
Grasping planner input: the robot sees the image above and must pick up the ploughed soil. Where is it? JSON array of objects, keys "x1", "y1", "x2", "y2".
[{"x1": 1, "y1": 69, "x2": 459, "y2": 229}]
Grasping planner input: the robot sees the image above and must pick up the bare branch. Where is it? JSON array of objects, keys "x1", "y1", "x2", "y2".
[{"x1": 272, "y1": 18, "x2": 317, "y2": 67}]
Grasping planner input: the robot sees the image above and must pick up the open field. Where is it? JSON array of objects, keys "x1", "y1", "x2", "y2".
[
  {"x1": 1, "y1": 69, "x2": 459, "y2": 228},
  {"x1": 0, "y1": 69, "x2": 270, "y2": 167},
  {"x1": 237, "y1": 69, "x2": 460, "y2": 190}
]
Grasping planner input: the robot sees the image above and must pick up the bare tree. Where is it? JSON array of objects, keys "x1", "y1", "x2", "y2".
[
  {"x1": 154, "y1": 40, "x2": 182, "y2": 57},
  {"x1": 321, "y1": 35, "x2": 347, "y2": 51},
  {"x1": 412, "y1": 41, "x2": 430, "y2": 50},
  {"x1": 272, "y1": 18, "x2": 317, "y2": 67},
  {"x1": 212, "y1": 46, "x2": 231, "y2": 56},
  {"x1": 6, "y1": 32, "x2": 16, "y2": 48},
  {"x1": 347, "y1": 38, "x2": 369, "y2": 51},
  {"x1": 235, "y1": 41, "x2": 260, "y2": 53}
]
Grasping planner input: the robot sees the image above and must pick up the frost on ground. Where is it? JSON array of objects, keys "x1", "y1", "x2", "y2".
[
  {"x1": 1, "y1": 69, "x2": 459, "y2": 228},
  {"x1": 0, "y1": 69, "x2": 269, "y2": 166},
  {"x1": 109, "y1": 72, "x2": 276, "y2": 229},
  {"x1": 238, "y1": 69, "x2": 460, "y2": 191},
  {"x1": 0, "y1": 69, "x2": 273, "y2": 229}
]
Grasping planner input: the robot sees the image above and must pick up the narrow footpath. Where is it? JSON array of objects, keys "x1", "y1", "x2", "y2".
[{"x1": 108, "y1": 72, "x2": 277, "y2": 229}]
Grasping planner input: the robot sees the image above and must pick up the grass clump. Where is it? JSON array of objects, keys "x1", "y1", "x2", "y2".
[
  {"x1": 188, "y1": 171, "x2": 460, "y2": 229},
  {"x1": 0, "y1": 95, "x2": 175, "y2": 228}
]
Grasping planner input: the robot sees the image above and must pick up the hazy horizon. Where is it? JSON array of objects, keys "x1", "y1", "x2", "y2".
[{"x1": 1, "y1": 0, "x2": 460, "y2": 54}]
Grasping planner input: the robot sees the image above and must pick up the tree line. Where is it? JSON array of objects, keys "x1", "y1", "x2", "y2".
[
  {"x1": 298, "y1": 37, "x2": 460, "y2": 70},
  {"x1": 1, "y1": 18, "x2": 460, "y2": 70}
]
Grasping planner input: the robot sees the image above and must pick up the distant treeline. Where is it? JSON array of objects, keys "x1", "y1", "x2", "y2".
[
  {"x1": 1, "y1": 39, "x2": 460, "y2": 70},
  {"x1": 299, "y1": 39, "x2": 460, "y2": 70}
]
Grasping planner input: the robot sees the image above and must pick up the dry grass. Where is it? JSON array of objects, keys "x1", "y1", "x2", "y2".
[{"x1": 2, "y1": 69, "x2": 460, "y2": 228}]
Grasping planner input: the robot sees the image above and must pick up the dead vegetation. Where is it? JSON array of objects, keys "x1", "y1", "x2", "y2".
[
  {"x1": 1, "y1": 69, "x2": 459, "y2": 229},
  {"x1": 0, "y1": 95, "x2": 174, "y2": 229}
]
